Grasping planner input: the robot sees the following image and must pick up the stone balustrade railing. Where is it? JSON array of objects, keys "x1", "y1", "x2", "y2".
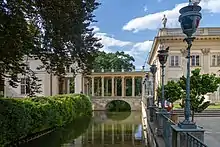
[
  {"x1": 158, "y1": 27, "x2": 220, "y2": 37},
  {"x1": 64, "y1": 67, "x2": 147, "y2": 73}
]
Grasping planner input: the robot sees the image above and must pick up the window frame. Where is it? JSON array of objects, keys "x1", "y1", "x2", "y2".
[
  {"x1": 169, "y1": 55, "x2": 180, "y2": 67},
  {"x1": 20, "y1": 77, "x2": 30, "y2": 95},
  {"x1": 211, "y1": 53, "x2": 220, "y2": 67},
  {"x1": 191, "y1": 54, "x2": 200, "y2": 67}
]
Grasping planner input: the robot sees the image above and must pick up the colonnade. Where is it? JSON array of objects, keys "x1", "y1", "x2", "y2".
[
  {"x1": 89, "y1": 76, "x2": 145, "y2": 97},
  {"x1": 57, "y1": 75, "x2": 146, "y2": 98}
]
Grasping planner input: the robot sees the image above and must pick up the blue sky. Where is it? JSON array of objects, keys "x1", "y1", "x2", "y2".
[{"x1": 92, "y1": 0, "x2": 220, "y2": 69}]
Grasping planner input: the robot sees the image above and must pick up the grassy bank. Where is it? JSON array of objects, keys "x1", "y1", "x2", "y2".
[
  {"x1": 0, "y1": 94, "x2": 92, "y2": 146},
  {"x1": 173, "y1": 103, "x2": 220, "y2": 109}
]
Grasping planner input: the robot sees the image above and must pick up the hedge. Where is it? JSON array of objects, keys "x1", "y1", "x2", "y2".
[{"x1": 0, "y1": 94, "x2": 92, "y2": 146}]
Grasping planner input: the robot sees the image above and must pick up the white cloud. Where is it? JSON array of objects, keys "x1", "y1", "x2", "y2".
[
  {"x1": 92, "y1": 26, "x2": 133, "y2": 52},
  {"x1": 123, "y1": 0, "x2": 220, "y2": 32},
  {"x1": 132, "y1": 40, "x2": 153, "y2": 52},
  {"x1": 91, "y1": 26, "x2": 152, "y2": 67}
]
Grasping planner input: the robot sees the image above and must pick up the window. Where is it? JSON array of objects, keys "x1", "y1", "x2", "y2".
[
  {"x1": 211, "y1": 54, "x2": 220, "y2": 66},
  {"x1": 170, "y1": 56, "x2": 180, "y2": 67},
  {"x1": 191, "y1": 55, "x2": 200, "y2": 66},
  {"x1": 20, "y1": 78, "x2": 30, "y2": 95}
]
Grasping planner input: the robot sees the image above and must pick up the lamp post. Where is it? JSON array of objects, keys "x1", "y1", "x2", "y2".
[
  {"x1": 178, "y1": 1, "x2": 202, "y2": 129},
  {"x1": 157, "y1": 46, "x2": 169, "y2": 109},
  {"x1": 150, "y1": 63, "x2": 157, "y2": 106}
]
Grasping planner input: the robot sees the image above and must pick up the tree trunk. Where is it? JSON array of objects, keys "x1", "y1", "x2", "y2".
[{"x1": 191, "y1": 110, "x2": 195, "y2": 122}]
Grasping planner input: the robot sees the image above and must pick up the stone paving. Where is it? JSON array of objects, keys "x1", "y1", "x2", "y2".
[{"x1": 179, "y1": 117, "x2": 220, "y2": 147}]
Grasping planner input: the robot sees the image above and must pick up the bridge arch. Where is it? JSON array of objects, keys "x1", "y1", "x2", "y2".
[
  {"x1": 105, "y1": 100, "x2": 131, "y2": 112},
  {"x1": 91, "y1": 97, "x2": 141, "y2": 111}
]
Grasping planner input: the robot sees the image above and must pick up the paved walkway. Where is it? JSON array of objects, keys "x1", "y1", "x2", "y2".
[{"x1": 179, "y1": 117, "x2": 220, "y2": 147}]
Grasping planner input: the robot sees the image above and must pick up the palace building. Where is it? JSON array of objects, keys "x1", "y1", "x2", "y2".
[{"x1": 147, "y1": 27, "x2": 220, "y2": 103}]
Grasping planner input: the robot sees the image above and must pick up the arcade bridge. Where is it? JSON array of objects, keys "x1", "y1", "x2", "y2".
[{"x1": 63, "y1": 69, "x2": 150, "y2": 111}]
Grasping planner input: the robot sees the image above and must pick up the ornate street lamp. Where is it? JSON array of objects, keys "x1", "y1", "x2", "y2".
[
  {"x1": 178, "y1": 0, "x2": 202, "y2": 129},
  {"x1": 150, "y1": 63, "x2": 157, "y2": 105},
  {"x1": 157, "y1": 46, "x2": 169, "y2": 109}
]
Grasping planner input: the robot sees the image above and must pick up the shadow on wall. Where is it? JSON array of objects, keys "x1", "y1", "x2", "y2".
[{"x1": 105, "y1": 100, "x2": 131, "y2": 112}]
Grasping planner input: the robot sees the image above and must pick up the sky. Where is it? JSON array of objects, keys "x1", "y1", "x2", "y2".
[{"x1": 91, "y1": 0, "x2": 220, "y2": 69}]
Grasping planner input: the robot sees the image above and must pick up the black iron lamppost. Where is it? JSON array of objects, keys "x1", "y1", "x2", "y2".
[
  {"x1": 178, "y1": 0, "x2": 202, "y2": 129},
  {"x1": 157, "y1": 46, "x2": 169, "y2": 109},
  {"x1": 150, "y1": 63, "x2": 157, "y2": 106}
]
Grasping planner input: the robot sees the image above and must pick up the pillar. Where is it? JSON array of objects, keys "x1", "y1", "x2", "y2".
[
  {"x1": 92, "y1": 77, "x2": 95, "y2": 96},
  {"x1": 121, "y1": 76, "x2": 125, "y2": 97},
  {"x1": 101, "y1": 76, "x2": 104, "y2": 97},
  {"x1": 132, "y1": 76, "x2": 135, "y2": 97},
  {"x1": 106, "y1": 78, "x2": 108, "y2": 94},
  {"x1": 67, "y1": 78, "x2": 70, "y2": 94},
  {"x1": 201, "y1": 48, "x2": 210, "y2": 74},
  {"x1": 74, "y1": 74, "x2": 83, "y2": 94},
  {"x1": 115, "y1": 79, "x2": 117, "y2": 96},
  {"x1": 111, "y1": 77, "x2": 114, "y2": 96},
  {"x1": 142, "y1": 77, "x2": 145, "y2": 98}
]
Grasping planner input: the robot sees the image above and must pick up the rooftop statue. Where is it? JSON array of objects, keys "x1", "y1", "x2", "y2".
[{"x1": 162, "y1": 14, "x2": 167, "y2": 28}]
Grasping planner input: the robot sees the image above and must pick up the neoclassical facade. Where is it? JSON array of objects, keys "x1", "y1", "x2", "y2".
[
  {"x1": 147, "y1": 27, "x2": 220, "y2": 103},
  {"x1": 1, "y1": 57, "x2": 147, "y2": 99}
]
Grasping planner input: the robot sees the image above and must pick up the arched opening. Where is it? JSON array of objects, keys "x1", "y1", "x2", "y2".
[{"x1": 105, "y1": 100, "x2": 131, "y2": 112}]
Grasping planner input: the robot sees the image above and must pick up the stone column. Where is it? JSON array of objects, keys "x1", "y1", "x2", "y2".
[
  {"x1": 121, "y1": 76, "x2": 125, "y2": 97},
  {"x1": 111, "y1": 77, "x2": 114, "y2": 96},
  {"x1": 201, "y1": 48, "x2": 210, "y2": 74},
  {"x1": 132, "y1": 76, "x2": 135, "y2": 97},
  {"x1": 106, "y1": 78, "x2": 108, "y2": 94},
  {"x1": 142, "y1": 77, "x2": 145, "y2": 98},
  {"x1": 115, "y1": 79, "x2": 117, "y2": 96},
  {"x1": 101, "y1": 76, "x2": 104, "y2": 97},
  {"x1": 67, "y1": 78, "x2": 70, "y2": 94},
  {"x1": 91, "y1": 77, "x2": 95, "y2": 96}
]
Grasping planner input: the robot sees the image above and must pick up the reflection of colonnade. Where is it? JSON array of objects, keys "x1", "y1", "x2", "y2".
[{"x1": 82, "y1": 124, "x2": 141, "y2": 145}]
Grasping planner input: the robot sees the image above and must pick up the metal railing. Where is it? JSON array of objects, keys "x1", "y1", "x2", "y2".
[
  {"x1": 180, "y1": 132, "x2": 208, "y2": 147},
  {"x1": 161, "y1": 114, "x2": 175, "y2": 147},
  {"x1": 154, "y1": 110, "x2": 209, "y2": 147}
]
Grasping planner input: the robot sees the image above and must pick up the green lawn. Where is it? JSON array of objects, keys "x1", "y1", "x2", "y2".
[{"x1": 173, "y1": 103, "x2": 220, "y2": 109}]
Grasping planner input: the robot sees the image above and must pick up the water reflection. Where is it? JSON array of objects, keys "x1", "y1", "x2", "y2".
[{"x1": 21, "y1": 111, "x2": 144, "y2": 147}]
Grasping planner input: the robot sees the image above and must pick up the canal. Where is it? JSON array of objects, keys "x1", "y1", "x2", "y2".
[{"x1": 20, "y1": 111, "x2": 144, "y2": 147}]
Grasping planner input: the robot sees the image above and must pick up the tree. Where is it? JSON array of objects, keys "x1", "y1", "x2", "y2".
[
  {"x1": 92, "y1": 51, "x2": 135, "y2": 71},
  {"x1": 0, "y1": 0, "x2": 102, "y2": 95},
  {"x1": 91, "y1": 51, "x2": 141, "y2": 96},
  {"x1": 157, "y1": 80, "x2": 183, "y2": 103},
  {"x1": 178, "y1": 68, "x2": 220, "y2": 122}
]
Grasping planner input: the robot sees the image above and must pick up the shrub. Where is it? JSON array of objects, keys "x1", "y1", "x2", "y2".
[{"x1": 0, "y1": 94, "x2": 92, "y2": 146}]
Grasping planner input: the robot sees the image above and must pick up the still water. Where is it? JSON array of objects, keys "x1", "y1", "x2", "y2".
[{"x1": 21, "y1": 111, "x2": 144, "y2": 147}]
